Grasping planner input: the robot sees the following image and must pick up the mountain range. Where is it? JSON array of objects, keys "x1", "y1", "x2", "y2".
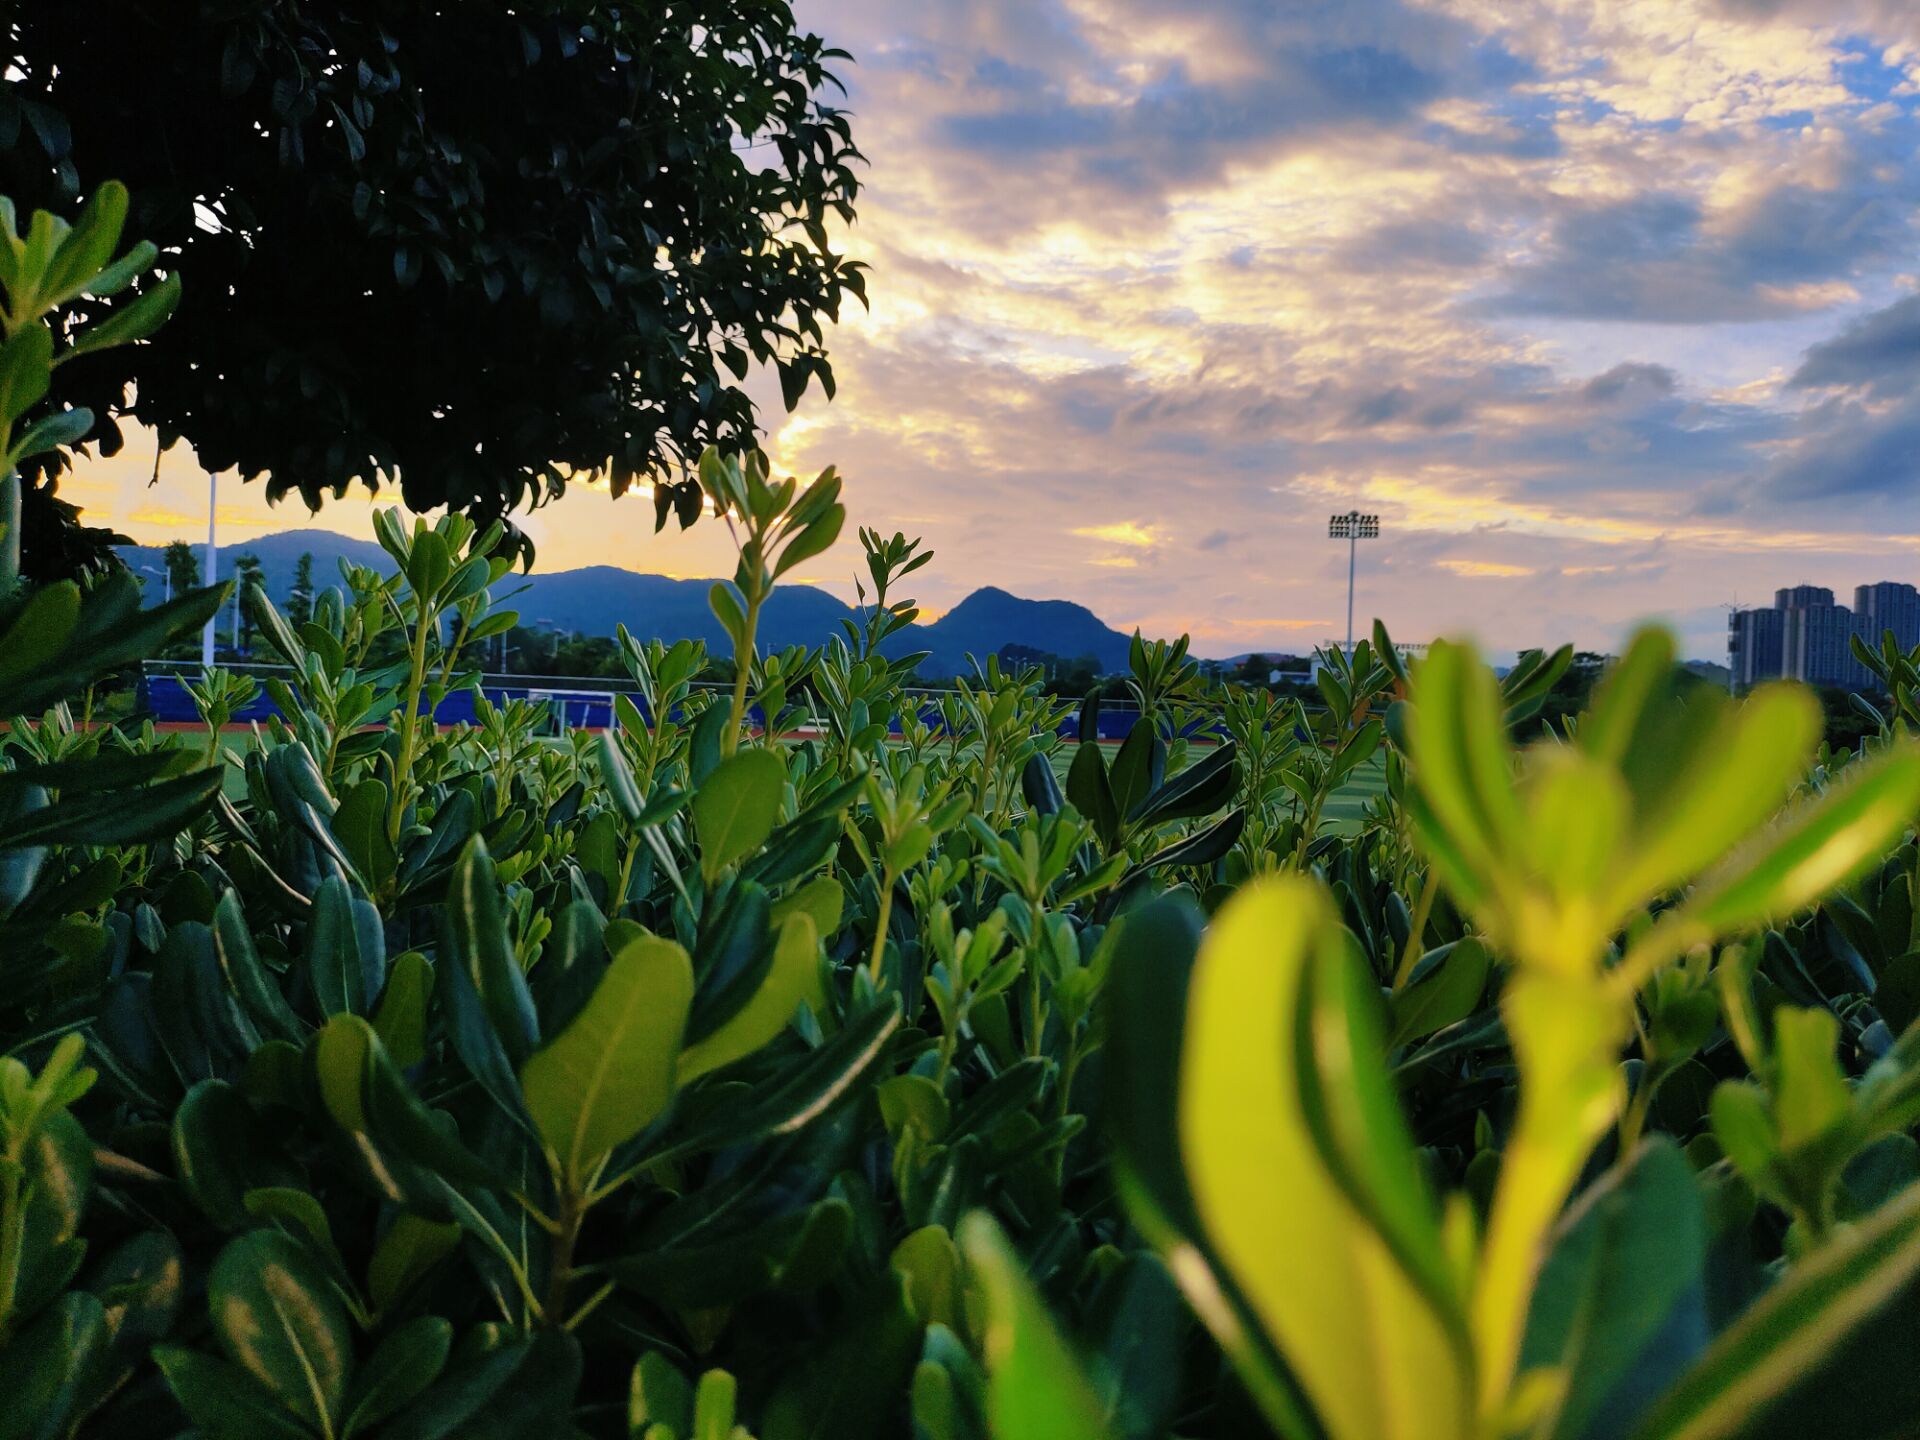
[{"x1": 116, "y1": 528, "x2": 1139, "y2": 678}]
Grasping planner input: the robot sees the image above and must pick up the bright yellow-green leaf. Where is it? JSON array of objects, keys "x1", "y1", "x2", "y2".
[
  {"x1": 1770, "y1": 1008, "x2": 1851, "y2": 1154},
  {"x1": 959, "y1": 1214, "x2": 1110, "y2": 1440},
  {"x1": 519, "y1": 934, "x2": 693, "y2": 1181},
  {"x1": 1180, "y1": 877, "x2": 1474, "y2": 1440},
  {"x1": 1577, "y1": 627, "x2": 1674, "y2": 768},
  {"x1": 891, "y1": 1225, "x2": 963, "y2": 1333},
  {"x1": 1522, "y1": 749, "x2": 1628, "y2": 910},
  {"x1": 1609, "y1": 684, "x2": 1821, "y2": 910},
  {"x1": 1682, "y1": 744, "x2": 1920, "y2": 938},
  {"x1": 314, "y1": 1014, "x2": 374, "y2": 1134},
  {"x1": 1472, "y1": 972, "x2": 1625, "y2": 1413},
  {"x1": 1408, "y1": 641, "x2": 1521, "y2": 909}
]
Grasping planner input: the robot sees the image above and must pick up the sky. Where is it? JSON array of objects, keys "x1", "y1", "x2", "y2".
[{"x1": 61, "y1": 0, "x2": 1920, "y2": 662}]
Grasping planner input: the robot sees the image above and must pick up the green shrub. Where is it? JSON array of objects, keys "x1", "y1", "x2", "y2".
[{"x1": 6, "y1": 186, "x2": 1920, "y2": 1440}]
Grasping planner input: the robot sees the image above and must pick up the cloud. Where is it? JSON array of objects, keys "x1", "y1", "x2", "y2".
[
  {"x1": 1791, "y1": 294, "x2": 1920, "y2": 396},
  {"x1": 1581, "y1": 363, "x2": 1678, "y2": 404},
  {"x1": 1072, "y1": 520, "x2": 1161, "y2": 546},
  {"x1": 1437, "y1": 559, "x2": 1536, "y2": 577},
  {"x1": 1762, "y1": 397, "x2": 1920, "y2": 502},
  {"x1": 64, "y1": 0, "x2": 1920, "y2": 669},
  {"x1": 1483, "y1": 182, "x2": 1911, "y2": 324}
]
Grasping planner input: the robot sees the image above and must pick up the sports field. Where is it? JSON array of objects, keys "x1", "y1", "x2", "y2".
[{"x1": 214, "y1": 730, "x2": 1388, "y2": 833}]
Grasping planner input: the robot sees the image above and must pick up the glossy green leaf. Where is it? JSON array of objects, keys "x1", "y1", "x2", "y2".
[
  {"x1": 213, "y1": 889, "x2": 306, "y2": 1042},
  {"x1": 770, "y1": 874, "x2": 844, "y2": 937},
  {"x1": 629, "y1": 1351, "x2": 694, "y2": 1437},
  {"x1": 693, "y1": 748, "x2": 787, "y2": 882},
  {"x1": 1066, "y1": 739, "x2": 1119, "y2": 849},
  {"x1": 519, "y1": 932, "x2": 693, "y2": 1179},
  {"x1": 334, "y1": 779, "x2": 399, "y2": 894},
  {"x1": 154, "y1": 1345, "x2": 314, "y2": 1440},
  {"x1": 671, "y1": 996, "x2": 901, "y2": 1156},
  {"x1": 0, "y1": 1291, "x2": 106, "y2": 1440},
  {"x1": 448, "y1": 839, "x2": 539, "y2": 1063},
  {"x1": 373, "y1": 951, "x2": 435, "y2": 1068},
  {"x1": 345, "y1": 1316, "x2": 454, "y2": 1438},
  {"x1": 208, "y1": 1230, "x2": 354, "y2": 1433},
  {"x1": 1387, "y1": 938, "x2": 1491, "y2": 1050},
  {"x1": 1520, "y1": 1139, "x2": 1707, "y2": 1440},
  {"x1": 368, "y1": 1214, "x2": 463, "y2": 1315},
  {"x1": 310, "y1": 875, "x2": 369, "y2": 1017},
  {"x1": 172, "y1": 1080, "x2": 294, "y2": 1231},
  {"x1": 1107, "y1": 720, "x2": 1163, "y2": 824},
  {"x1": 1633, "y1": 1180, "x2": 1920, "y2": 1440},
  {"x1": 381, "y1": 1326, "x2": 577, "y2": 1440},
  {"x1": 679, "y1": 911, "x2": 816, "y2": 1082}
]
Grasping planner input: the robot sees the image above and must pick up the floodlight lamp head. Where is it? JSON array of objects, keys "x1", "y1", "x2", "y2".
[{"x1": 1328, "y1": 511, "x2": 1381, "y2": 540}]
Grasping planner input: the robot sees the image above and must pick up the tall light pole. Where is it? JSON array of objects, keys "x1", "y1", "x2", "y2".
[
  {"x1": 202, "y1": 473, "x2": 218, "y2": 670},
  {"x1": 1328, "y1": 511, "x2": 1380, "y2": 657}
]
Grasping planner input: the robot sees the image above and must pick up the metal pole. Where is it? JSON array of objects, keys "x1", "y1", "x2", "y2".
[
  {"x1": 202, "y1": 473, "x2": 217, "y2": 670},
  {"x1": 1346, "y1": 527, "x2": 1357, "y2": 657}
]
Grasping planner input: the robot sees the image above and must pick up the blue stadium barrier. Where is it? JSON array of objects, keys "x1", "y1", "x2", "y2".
[{"x1": 137, "y1": 667, "x2": 1228, "y2": 743}]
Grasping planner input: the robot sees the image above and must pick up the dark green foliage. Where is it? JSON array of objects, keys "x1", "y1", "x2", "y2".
[
  {"x1": 6, "y1": 178, "x2": 1920, "y2": 1435},
  {"x1": 5, "y1": 2, "x2": 865, "y2": 560}
]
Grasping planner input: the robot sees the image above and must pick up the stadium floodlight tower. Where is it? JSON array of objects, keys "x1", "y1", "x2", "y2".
[{"x1": 1328, "y1": 510, "x2": 1380, "y2": 658}]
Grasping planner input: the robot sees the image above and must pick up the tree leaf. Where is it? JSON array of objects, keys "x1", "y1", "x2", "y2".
[
  {"x1": 153, "y1": 1346, "x2": 313, "y2": 1440},
  {"x1": 1387, "y1": 939, "x2": 1491, "y2": 1050},
  {"x1": 679, "y1": 911, "x2": 817, "y2": 1083},
  {"x1": 1682, "y1": 745, "x2": 1920, "y2": 938},
  {"x1": 448, "y1": 839, "x2": 538, "y2": 1062},
  {"x1": 959, "y1": 1215, "x2": 1109, "y2": 1440},
  {"x1": 207, "y1": 1230, "x2": 354, "y2": 1433},
  {"x1": 519, "y1": 932, "x2": 693, "y2": 1180},
  {"x1": 345, "y1": 1316, "x2": 454, "y2": 1438},
  {"x1": 1180, "y1": 877, "x2": 1473, "y2": 1440},
  {"x1": 693, "y1": 748, "x2": 787, "y2": 883},
  {"x1": 1633, "y1": 1180, "x2": 1920, "y2": 1440},
  {"x1": 1520, "y1": 1138, "x2": 1708, "y2": 1440}
]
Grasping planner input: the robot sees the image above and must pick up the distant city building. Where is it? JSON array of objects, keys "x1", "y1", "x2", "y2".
[
  {"x1": 1782, "y1": 600, "x2": 1870, "y2": 690},
  {"x1": 1855, "y1": 582, "x2": 1920, "y2": 655},
  {"x1": 1775, "y1": 584, "x2": 1834, "y2": 610},
  {"x1": 1727, "y1": 581, "x2": 1919, "y2": 691},
  {"x1": 1728, "y1": 606, "x2": 1784, "y2": 688}
]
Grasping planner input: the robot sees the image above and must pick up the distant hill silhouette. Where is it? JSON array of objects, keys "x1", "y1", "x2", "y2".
[
  {"x1": 907, "y1": 587, "x2": 1131, "y2": 674},
  {"x1": 117, "y1": 529, "x2": 1136, "y2": 678}
]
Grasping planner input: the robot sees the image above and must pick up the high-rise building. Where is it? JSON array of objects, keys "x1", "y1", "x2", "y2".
[
  {"x1": 1728, "y1": 583, "x2": 1886, "y2": 691},
  {"x1": 1728, "y1": 606, "x2": 1784, "y2": 688},
  {"x1": 1775, "y1": 584, "x2": 1835, "y2": 609},
  {"x1": 1781, "y1": 600, "x2": 1870, "y2": 690},
  {"x1": 1854, "y1": 581, "x2": 1920, "y2": 656}
]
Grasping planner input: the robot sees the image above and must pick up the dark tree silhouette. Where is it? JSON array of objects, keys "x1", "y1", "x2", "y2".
[{"x1": 3, "y1": 2, "x2": 865, "y2": 566}]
